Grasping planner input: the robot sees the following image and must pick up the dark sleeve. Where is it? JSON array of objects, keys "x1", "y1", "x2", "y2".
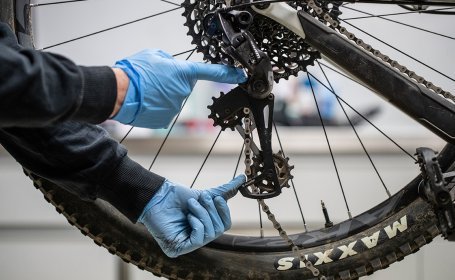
[
  {"x1": 0, "y1": 23, "x2": 116, "y2": 127},
  {"x1": 0, "y1": 122, "x2": 165, "y2": 222}
]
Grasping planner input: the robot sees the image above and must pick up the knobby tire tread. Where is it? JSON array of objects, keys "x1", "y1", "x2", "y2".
[{"x1": 25, "y1": 169, "x2": 443, "y2": 280}]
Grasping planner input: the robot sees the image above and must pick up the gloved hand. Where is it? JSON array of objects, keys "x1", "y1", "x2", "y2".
[
  {"x1": 112, "y1": 49, "x2": 247, "y2": 128},
  {"x1": 138, "y1": 175, "x2": 246, "y2": 258}
]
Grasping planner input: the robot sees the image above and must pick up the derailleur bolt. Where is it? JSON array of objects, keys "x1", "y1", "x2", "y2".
[{"x1": 252, "y1": 80, "x2": 266, "y2": 93}]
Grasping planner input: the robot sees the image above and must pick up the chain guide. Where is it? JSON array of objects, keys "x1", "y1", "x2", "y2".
[{"x1": 207, "y1": 88, "x2": 250, "y2": 130}]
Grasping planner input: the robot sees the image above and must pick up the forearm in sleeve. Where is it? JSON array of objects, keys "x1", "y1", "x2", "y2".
[
  {"x1": 0, "y1": 122, "x2": 164, "y2": 222},
  {"x1": 0, "y1": 23, "x2": 117, "y2": 127}
]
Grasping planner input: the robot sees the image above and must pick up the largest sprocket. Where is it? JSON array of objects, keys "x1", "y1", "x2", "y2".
[{"x1": 182, "y1": 0, "x2": 325, "y2": 82}]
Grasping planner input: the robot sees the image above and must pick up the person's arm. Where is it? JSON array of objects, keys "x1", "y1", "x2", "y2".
[
  {"x1": 0, "y1": 121, "x2": 246, "y2": 257},
  {"x1": 0, "y1": 122, "x2": 163, "y2": 221},
  {"x1": 0, "y1": 21, "x2": 248, "y2": 256},
  {"x1": 0, "y1": 23, "x2": 119, "y2": 127},
  {"x1": 0, "y1": 22, "x2": 247, "y2": 129}
]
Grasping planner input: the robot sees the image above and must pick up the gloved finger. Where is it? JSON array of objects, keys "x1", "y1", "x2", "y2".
[
  {"x1": 199, "y1": 191, "x2": 225, "y2": 237},
  {"x1": 173, "y1": 213, "x2": 205, "y2": 257},
  {"x1": 208, "y1": 174, "x2": 247, "y2": 200},
  {"x1": 192, "y1": 63, "x2": 248, "y2": 84},
  {"x1": 214, "y1": 196, "x2": 232, "y2": 231},
  {"x1": 188, "y1": 198, "x2": 215, "y2": 241}
]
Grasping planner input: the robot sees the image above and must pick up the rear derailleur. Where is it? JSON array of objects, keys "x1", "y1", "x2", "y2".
[
  {"x1": 204, "y1": 6, "x2": 292, "y2": 199},
  {"x1": 416, "y1": 147, "x2": 455, "y2": 241}
]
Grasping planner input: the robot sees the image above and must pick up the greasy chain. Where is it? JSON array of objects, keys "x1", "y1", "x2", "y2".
[{"x1": 240, "y1": 1, "x2": 454, "y2": 278}]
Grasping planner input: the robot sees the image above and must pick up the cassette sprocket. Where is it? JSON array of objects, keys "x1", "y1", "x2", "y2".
[{"x1": 181, "y1": 0, "x2": 337, "y2": 82}]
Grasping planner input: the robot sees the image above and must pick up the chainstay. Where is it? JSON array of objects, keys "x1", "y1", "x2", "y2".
[
  {"x1": 223, "y1": 0, "x2": 455, "y2": 101},
  {"x1": 305, "y1": 0, "x2": 455, "y2": 103}
]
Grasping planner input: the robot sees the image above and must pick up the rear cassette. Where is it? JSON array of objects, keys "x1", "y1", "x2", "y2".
[{"x1": 181, "y1": 0, "x2": 324, "y2": 82}]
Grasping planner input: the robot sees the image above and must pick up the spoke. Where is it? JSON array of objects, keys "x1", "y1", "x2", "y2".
[
  {"x1": 41, "y1": 7, "x2": 182, "y2": 50},
  {"x1": 190, "y1": 130, "x2": 222, "y2": 188},
  {"x1": 173, "y1": 48, "x2": 197, "y2": 58},
  {"x1": 148, "y1": 49, "x2": 196, "y2": 170},
  {"x1": 343, "y1": 6, "x2": 455, "y2": 41},
  {"x1": 398, "y1": 4, "x2": 455, "y2": 15},
  {"x1": 316, "y1": 61, "x2": 391, "y2": 198},
  {"x1": 30, "y1": 0, "x2": 88, "y2": 7},
  {"x1": 119, "y1": 126, "x2": 134, "y2": 144},
  {"x1": 258, "y1": 200, "x2": 264, "y2": 238},
  {"x1": 119, "y1": 48, "x2": 196, "y2": 154},
  {"x1": 148, "y1": 99, "x2": 189, "y2": 171},
  {"x1": 310, "y1": 65, "x2": 416, "y2": 161},
  {"x1": 339, "y1": 19, "x2": 455, "y2": 82},
  {"x1": 183, "y1": 48, "x2": 197, "y2": 60},
  {"x1": 319, "y1": 62, "x2": 370, "y2": 87},
  {"x1": 273, "y1": 121, "x2": 308, "y2": 231},
  {"x1": 160, "y1": 0, "x2": 181, "y2": 7},
  {"x1": 307, "y1": 72, "x2": 352, "y2": 219},
  {"x1": 232, "y1": 144, "x2": 245, "y2": 179},
  {"x1": 342, "y1": 7, "x2": 455, "y2": 20}
]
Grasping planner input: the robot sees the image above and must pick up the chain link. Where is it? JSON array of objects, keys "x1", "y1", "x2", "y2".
[
  {"x1": 242, "y1": 108, "x2": 325, "y2": 279},
  {"x1": 243, "y1": 108, "x2": 253, "y2": 177}
]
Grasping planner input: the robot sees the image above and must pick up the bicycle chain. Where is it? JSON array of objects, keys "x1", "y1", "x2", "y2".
[
  {"x1": 305, "y1": 0, "x2": 455, "y2": 102},
  {"x1": 181, "y1": 0, "x2": 322, "y2": 82},
  {"x1": 241, "y1": 109, "x2": 325, "y2": 279},
  {"x1": 243, "y1": 108, "x2": 253, "y2": 177}
]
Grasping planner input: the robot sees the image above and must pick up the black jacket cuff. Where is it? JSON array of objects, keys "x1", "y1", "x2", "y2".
[
  {"x1": 98, "y1": 155, "x2": 165, "y2": 222},
  {"x1": 75, "y1": 66, "x2": 117, "y2": 124}
]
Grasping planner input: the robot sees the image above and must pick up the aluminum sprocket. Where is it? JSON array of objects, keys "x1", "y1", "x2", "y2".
[{"x1": 250, "y1": 151, "x2": 294, "y2": 193}]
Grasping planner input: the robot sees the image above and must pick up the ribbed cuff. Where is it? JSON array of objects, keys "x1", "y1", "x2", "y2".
[
  {"x1": 98, "y1": 155, "x2": 165, "y2": 222},
  {"x1": 74, "y1": 66, "x2": 117, "y2": 124}
]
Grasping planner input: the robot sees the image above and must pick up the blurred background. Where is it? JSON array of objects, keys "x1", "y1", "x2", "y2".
[{"x1": 1, "y1": 0, "x2": 454, "y2": 279}]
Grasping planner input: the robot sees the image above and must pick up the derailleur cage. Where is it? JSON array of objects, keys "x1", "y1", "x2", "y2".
[
  {"x1": 204, "y1": 2, "x2": 291, "y2": 199},
  {"x1": 416, "y1": 147, "x2": 455, "y2": 241}
]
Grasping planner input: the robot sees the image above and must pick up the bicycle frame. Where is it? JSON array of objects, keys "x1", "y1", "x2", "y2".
[
  {"x1": 10, "y1": 0, "x2": 455, "y2": 144},
  {"x1": 254, "y1": 3, "x2": 455, "y2": 144},
  {"x1": 350, "y1": 0, "x2": 455, "y2": 6}
]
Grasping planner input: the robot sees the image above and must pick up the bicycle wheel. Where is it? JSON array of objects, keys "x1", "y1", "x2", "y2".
[{"x1": 2, "y1": 0, "x2": 455, "y2": 279}]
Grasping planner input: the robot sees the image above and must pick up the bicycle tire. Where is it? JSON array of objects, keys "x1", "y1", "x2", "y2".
[
  {"x1": 3, "y1": 1, "x2": 455, "y2": 279},
  {"x1": 23, "y1": 145, "x2": 453, "y2": 279}
]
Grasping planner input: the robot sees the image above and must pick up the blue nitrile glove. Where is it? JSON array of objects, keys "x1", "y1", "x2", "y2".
[
  {"x1": 138, "y1": 175, "x2": 246, "y2": 258},
  {"x1": 112, "y1": 49, "x2": 247, "y2": 128}
]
